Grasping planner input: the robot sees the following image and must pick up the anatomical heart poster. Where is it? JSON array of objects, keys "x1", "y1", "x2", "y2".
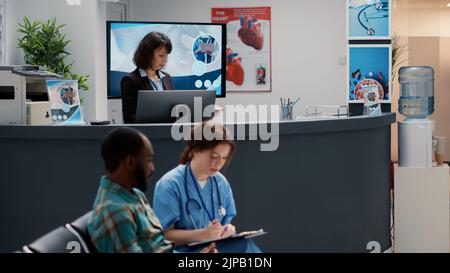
[{"x1": 212, "y1": 7, "x2": 271, "y2": 92}]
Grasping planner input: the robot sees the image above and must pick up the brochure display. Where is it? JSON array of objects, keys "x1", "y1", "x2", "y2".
[{"x1": 46, "y1": 80, "x2": 85, "y2": 125}]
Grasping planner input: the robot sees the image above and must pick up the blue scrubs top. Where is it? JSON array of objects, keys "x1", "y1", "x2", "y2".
[{"x1": 153, "y1": 164, "x2": 237, "y2": 232}]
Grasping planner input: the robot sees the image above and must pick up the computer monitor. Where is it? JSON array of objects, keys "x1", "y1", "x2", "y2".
[
  {"x1": 135, "y1": 90, "x2": 216, "y2": 123},
  {"x1": 107, "y1": 21, "x2": 226, "y2": 98}
]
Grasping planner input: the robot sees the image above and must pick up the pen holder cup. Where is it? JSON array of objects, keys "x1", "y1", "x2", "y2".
[{"x1": 280, "y1": 104, "x2": 293, "y2": 120}]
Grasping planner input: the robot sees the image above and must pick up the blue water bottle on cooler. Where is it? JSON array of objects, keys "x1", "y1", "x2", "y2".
[{"x1": 398, "y1": 66, "x2": 435, "y2": 119}]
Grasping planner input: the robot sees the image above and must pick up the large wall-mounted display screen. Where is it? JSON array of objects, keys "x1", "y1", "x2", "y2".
[{"x1": 107, "y1": 21, "x2": 226, "y2": 97}]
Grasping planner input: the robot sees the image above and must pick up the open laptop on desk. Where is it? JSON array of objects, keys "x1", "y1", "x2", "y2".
[{"x1": 135, "y1": 90, "x2": 216, "y2": 123}]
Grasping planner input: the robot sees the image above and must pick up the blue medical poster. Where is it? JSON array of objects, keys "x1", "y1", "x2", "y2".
[
  {"x1": 348, "y1": 45, "x2": 391, "y2": 103},
  {"x1": 46, "y1": 80, "x2": 85, "y2": 125},
  {"x1": 347, "y1": 0, "x2": 390, "y2": 39}
]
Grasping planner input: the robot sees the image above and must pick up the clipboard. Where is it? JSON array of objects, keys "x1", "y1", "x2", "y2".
[{"x1": 187, "y1": 229, "x2": 267, "y2": 248}]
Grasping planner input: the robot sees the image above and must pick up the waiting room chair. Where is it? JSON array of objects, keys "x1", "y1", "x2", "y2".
[
  {"x1": 22, "y1": 211, "x2": 95, "y2": 253},
  {"x1": 68, "y1": 211, "x2": 97, "y2": 253},
  {"x1": 26, "y1": 225, "x2": 89, "y2": 253}
]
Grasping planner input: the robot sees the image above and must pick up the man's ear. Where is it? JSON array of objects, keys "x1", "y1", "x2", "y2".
[{"x1": 125, "y1": 155, "x2": 135, "y2": 170}]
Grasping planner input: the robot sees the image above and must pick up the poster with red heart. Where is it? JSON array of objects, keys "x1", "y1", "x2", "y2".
[{"x1": 212, "y1": 7, "x2": 271, "y2": 92}]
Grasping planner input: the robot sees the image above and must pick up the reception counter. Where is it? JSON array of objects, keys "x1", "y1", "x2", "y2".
[{"x1": 0, "y1": 113, "x2": 395, "y2": 252}]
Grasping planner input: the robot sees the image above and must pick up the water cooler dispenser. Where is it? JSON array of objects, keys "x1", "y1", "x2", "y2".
[
  {"x1": 398, "y1": 66, "x2": 435, "y2": 168},
  {"x1": 394, "y1": 66, "x2": 449, "y2": 253}
]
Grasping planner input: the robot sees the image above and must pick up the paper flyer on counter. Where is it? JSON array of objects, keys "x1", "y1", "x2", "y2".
[{"x1": 46, "y1": 79, "x2": 85, "y2": 125}]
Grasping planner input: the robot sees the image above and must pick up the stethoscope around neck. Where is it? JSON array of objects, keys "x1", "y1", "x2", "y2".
[{"x1": 184, "y1": 162, "x2": 226, "y2": 229}]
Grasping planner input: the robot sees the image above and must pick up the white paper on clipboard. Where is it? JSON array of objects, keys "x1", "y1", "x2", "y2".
[{"x1": 187, "y1": 229, "x2": 267, "y2": 248}]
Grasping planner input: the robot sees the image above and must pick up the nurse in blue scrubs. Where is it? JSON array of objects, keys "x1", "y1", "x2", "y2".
[{"x1": 153, "y1": 121, "x2": 261, "y2": 253}]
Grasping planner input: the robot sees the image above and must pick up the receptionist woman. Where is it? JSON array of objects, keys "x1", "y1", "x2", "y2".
[
  {"x1": 153, "y1": 121, "x2": 262, "y2": 253},
  {"x1": 121, "y1": 31, "x2": 174, "y2": 123}
]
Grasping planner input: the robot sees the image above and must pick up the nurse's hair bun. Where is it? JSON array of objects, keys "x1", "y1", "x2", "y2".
[{"x1": 180, "y1": 120, "x2": 235, "y2": 165}]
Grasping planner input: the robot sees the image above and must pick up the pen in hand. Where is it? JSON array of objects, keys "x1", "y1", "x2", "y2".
[
  {"x1": 204, "y1": 219, "x2": 222, "y2": 240},
  {"x1": 221, "y1": 225, "x2": 228, "y2": 238},
  {"x1": 220, "y1": 224, "x2": 236, "y2": 238}
]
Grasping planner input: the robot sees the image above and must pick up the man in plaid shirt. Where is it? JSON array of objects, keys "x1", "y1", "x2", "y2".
[{"x1": 87, "y1": 127, "x2": 216, "y2": 253}]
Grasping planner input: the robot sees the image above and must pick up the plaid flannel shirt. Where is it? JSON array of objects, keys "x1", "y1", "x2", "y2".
[{"x1": 87, "y1": 176, "x2": 174, "y2": 253}]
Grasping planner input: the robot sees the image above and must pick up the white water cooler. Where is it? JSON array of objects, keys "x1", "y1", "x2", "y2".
[
  {"x1": 398, "y1": 119, "x2": 434, "y2": 168},
  {"x1": 394, "y1": 66, "x2": 449, "y2": 253}
]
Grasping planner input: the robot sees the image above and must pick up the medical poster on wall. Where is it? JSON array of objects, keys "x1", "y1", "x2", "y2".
[
  {"x1": 347, "y1": 0, "x2": 391, "y2": 40},
  {"x1": 347, "y1": 44, "x2": 392, "y2": 104},
  {"x1": 46, "y1": 80, "x2": 85, "y2": 125},
  {"x1": 212, "y1": 7, "x2": 271, "y2": 92}
]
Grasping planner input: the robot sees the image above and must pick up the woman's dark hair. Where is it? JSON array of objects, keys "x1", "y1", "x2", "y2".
[
  {"x1": 180, "y1": 121, "x2": 235, "y2": 165},
  {"x1": 101, "y1": 127, "x2": 145, "y2": 172},
  {"x1": 133, "y1": 31, "x2": 172, "y2": 70}
]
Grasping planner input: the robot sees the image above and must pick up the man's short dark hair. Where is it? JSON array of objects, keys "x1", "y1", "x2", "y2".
[
  {"x1": 101, "y1": 127, "x2": 145, "y2": 172},
  {"x1": 133, "y1": 31, "x2": 172, "y2": 70}
]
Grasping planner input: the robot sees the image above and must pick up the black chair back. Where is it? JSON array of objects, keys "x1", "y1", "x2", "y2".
[
  {"x1": 69, "y1": 211, "x2": 97, "y2": 253},
  {"x1": 27, "y1": 226, "x2": 88, "y2": 253}
]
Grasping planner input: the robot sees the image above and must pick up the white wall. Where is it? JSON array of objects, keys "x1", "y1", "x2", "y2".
[
  {"x1": 393, "y1": 0, "x2": 450, "y2": 37},
  {"x1": 129, "y1": 0, "x2": 348, "y2": 117},
  {"x1": 95, "y1": 2, "x2": 108, "y2": 121},
  {"x1": 4, "y1": 0, "x2": 108, "y2": 122}
]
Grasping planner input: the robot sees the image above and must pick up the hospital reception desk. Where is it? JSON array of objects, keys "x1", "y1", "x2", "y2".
[{"x1": 0, "y1": 113, "x2": 395, "y2": 252}]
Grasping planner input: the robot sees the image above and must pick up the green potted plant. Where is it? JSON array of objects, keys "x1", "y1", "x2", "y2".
[{"x1": 17, "y1": 17, "x2": 89, "y2": 94}]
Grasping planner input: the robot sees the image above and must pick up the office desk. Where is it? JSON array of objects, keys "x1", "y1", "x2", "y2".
[{"x1": 0, "y1": 113, "x2": 395, "y2": 252}]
